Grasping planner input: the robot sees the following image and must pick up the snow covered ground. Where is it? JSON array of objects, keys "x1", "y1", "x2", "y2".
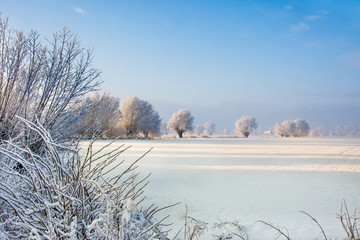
[{"x1": 81, "y1": 137, "x2": 360, "y2": 239}]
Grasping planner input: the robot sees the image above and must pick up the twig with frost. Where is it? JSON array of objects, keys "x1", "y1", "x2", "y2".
[
  {"x1": 255, "y1": 220, "x2": 290, "y2": 240},
  {"x1": 337, "y1": 200, "x2": 360, "y2": 240},
  {"x1": 179, "y1": 205, "x2": 208, "y2": 240},
  {"x1": 212, "y1": 220, "x2": 248, "y2": 240},
  {"x1": 0, "y1": 119, "x2": 173, "y2": 239},
  {"x1": 299, "y1": 211, "x2": 328, "y2": 240}
]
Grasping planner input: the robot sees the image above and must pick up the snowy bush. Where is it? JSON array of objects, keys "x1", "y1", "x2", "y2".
[
  {"x1": 0, "y1": 118, "x2": 169, "y2": 239},
  {"x1": 0, "y1": 15, "x2": 101, "y2": 149}
]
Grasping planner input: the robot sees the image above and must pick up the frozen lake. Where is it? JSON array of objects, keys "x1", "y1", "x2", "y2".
[{"x1": 81, "y1": 137, "x2": 360, "y2": 239}]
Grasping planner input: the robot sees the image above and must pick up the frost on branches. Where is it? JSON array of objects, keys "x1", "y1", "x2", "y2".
[
  {"x1": 167, "y1": 110, "x2": 194, "y2": 138},
  {"x1": 0, "y1": 16, "x2": 101, "y2": 150},
  {"x1": 0, "y1": 118, "x2": 169, "y2": 239},
  {"x1": 274, "y1": 119, "x2": 310, "y2": 137},
  {"x1": 234, "y1": 116, "x2": 257, "y2": 138}
]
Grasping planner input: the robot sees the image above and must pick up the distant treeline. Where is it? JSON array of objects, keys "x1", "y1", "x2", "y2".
[{"x1": 74, "y1": 92, "x2": 360, "y2": 139}]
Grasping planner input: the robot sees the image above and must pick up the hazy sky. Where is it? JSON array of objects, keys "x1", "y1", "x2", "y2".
[{"x1": 1, "y1": 0, "x2": 360, "y2": 133}]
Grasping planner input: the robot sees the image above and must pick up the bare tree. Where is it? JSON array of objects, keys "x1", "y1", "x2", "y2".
[
  {"x1": 203, "y1": 122, "x2": 215, "y2": 136},
  {"x1": 167, "y1": 109, "x2": 194, "y2": 138},
  {"x1": 234, "y1": 116, "x2": 257, "y2": 137},
  {"x1": 120, "y1": 97, "x2": 161, "y2": 138},
  {"x1": 0, "y1": 16, "x2": 101, "y2": 150}
]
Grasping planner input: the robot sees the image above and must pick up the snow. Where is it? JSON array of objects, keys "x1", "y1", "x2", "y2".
[
  {"x1": 122, "y1": 199, "x2": 136, "y2": 223},
  {"x1": 80, "y1": 137, "x2": 360, "y2": 239}
]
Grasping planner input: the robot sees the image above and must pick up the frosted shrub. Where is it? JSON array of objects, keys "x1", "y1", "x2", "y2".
[
  {"x1": 0, "y1": 16, "x2": 101, "y2": 147},
  {"x1": 0, "y1": 118, "x2": 169, "y2": 239}
]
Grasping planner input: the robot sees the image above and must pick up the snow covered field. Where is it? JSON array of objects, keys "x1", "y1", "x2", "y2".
[{"x1": 81, "y1": 137, "x2": 360, "y2": 239}]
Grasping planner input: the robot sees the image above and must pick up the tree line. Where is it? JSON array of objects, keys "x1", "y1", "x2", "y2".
[{"x1": 74, "y1": 92, "x2": 317, "y2": 139}]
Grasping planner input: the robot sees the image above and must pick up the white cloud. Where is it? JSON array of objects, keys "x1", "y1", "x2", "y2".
[
  {"x1": 291, "y1": 22, "x2": 310, "y2": 31},
  {"x1": 72, "y1": 7, "x2": 86, "y2": 15}
]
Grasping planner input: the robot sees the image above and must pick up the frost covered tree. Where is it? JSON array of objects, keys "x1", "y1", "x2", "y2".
[
  {"x1": 309, "y1": 126, "x2": 329, "y2": 137},
  {"x1": 195, "y1": 125, "x2": 205, "y2": 136},
  {"x1": 274, "y1": 123, "x2": 284, "y2": 137},
  {"x1": 120, "y1": 97, "x2": 161, "y2": 138},
  {"x1": 281, "y1": 120, "x2": 297, "y2": 137},
  {"x1": 334, "y1": 125, "x2": 360, "y2": 137},
  {"x1": 224, "y1": 127, "x2": 234, "y2": 136},
  {"x1": 77, "y1": 92, "x2": 122, "y2": 138},
  {"x1": 203, "y1": 122, "x2": 215, "y2": 136},
  {"x1": 140, "y1": 108, "x2": 161, "y2": 138},
  {"x1": 234, "y1": 116, "x2": 257, "y2": 137},
  {"x1": 167, "y1": 109, "x2": 194, "y2": 138},
  {"x1": 160, "y1": 122, "x2": 169, "y2": 136},
  {"x1": 294, "y1": 119, "x2": 310, "y2": 137},
  {"x1": 275, "y1": 119, "x2": 310, "y2": 137},
  {"x1": 0, "y1": 16, "x2": 101, "y2": 149}
]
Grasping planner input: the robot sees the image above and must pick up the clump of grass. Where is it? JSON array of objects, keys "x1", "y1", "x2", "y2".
[{"x1": 0, "y1": 118, "x2": 171, "y2": 239}]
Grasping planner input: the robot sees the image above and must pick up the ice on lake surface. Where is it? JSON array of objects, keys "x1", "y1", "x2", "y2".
[{"x1": 80, "y1": 137, "x2": 360, "y2": 239}]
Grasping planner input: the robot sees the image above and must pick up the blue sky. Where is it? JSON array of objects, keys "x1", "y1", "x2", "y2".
[{"x1": 1, "y1": 0, "x2": 360, "y2": 132}]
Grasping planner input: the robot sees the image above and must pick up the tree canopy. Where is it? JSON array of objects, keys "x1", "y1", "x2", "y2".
[
  {"x1": 275, "y1": 119, "x2": 310, "y2": 137},
  {"x1": 120, "y1": 97, "x2": 161, "y2": 138},
  {"x1": 167, "y1": 109, "x2": 194, "y2": 138},
  {"x1": 235, "y1": 116, "x2": 258, "y2": 137}
]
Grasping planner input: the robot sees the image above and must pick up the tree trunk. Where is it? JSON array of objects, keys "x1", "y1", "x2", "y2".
[{"x1": 178, "y1": 130, "x2": 184, "y2": 138}]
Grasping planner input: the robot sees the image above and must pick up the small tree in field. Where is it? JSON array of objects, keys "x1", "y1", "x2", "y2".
[
  {"x1": 195, "y1": 125, "x2": 205, "y2": 136},
  {"x1": 167, "y1": 109, "x2": 194, "y2": 138},
  {"x1": 224, "y1": 127, "x2": 234, "y2": 136},
  {"x1": 235, "y1": 116, "x2": 257, "y2": 137},
  {"x1": 203, "y1": 122, "x2": 215, "y2": 136},
  {"x1": 309, "y1": 126, "x2": 329, "y2": 137}
]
